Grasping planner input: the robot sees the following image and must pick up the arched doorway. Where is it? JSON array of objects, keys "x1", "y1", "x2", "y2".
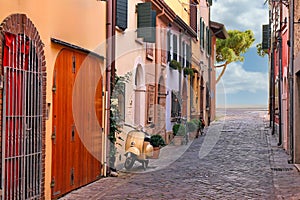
[
  {"x1": 134, "y1": 64, "x2": 144, "y2": 126},
  {"x1": 51, "y1": 49, "x2": 103, "y2": 199},
  {"x1": 0, "y1": 14, "x2": 46, "y2": 199}
]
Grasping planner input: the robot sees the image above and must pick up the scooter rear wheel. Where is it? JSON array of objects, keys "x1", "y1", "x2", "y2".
[{"x1": 124, "y1": 156, "x2": 135, "y2": 170}]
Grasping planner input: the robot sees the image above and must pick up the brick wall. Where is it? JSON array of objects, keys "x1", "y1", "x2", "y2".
[{"x1": 0, "y1": 13, "x2": 46, "y2": 199}]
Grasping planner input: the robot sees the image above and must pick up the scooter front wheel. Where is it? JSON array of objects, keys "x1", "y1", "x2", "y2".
[{"x1": 124, "y1": 155, "x2": 135, "y2": 170}]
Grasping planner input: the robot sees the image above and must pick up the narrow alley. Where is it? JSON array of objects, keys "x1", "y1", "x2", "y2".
[{"x1": 61, "y1": 108, "x2": 300, "y2": 200}]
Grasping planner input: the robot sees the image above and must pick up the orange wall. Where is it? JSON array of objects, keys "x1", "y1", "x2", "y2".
[{"x1": 0, "y1": 1, "x2": 106, "y2": 199}]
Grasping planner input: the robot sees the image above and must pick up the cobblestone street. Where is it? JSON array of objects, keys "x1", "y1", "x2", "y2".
[{"x1": 60, "y1": 109, "x2": 300, "y2": 200}]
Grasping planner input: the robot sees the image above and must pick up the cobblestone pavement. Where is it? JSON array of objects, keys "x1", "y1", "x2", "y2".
[{"x1": 60, "y1": 109, "x2": 300, "y2": 200}]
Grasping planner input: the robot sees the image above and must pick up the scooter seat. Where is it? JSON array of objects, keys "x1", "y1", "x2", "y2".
[{"x1": 144, "y1": 136, "x2": 151, "y2": 142}]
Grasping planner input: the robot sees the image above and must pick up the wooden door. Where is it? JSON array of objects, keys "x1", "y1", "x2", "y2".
[{"x1": 51, "y1": 49, "x2": 103, "y2": 199}]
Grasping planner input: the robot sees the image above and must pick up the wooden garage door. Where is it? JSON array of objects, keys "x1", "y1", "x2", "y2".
[{"x1": 51, "y1": 49, "x2": 103, "y2": 199}]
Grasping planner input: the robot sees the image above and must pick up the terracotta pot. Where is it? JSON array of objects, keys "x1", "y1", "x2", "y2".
[
  {"x1": 173, "y1": 136, "x2": 183, "y2": 146},
  {"x1": 152, "y1": 147, "x2": 160, "y2": 159},
  {"x1": 188, "y1": 131, "x2": 197, "y2": 140}
]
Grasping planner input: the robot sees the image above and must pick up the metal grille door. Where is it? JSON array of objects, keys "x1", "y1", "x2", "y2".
[{"x1": 2, "y1": 32, "x2": 43, "y2": 199}]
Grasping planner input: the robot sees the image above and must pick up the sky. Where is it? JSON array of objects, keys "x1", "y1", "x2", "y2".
[{"x1": 211, "y1": 0, "x2": 269, "y2": 107}]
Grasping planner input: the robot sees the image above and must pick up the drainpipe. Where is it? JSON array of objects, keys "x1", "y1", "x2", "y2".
[
  {"x1": 104, "y1": 0, "x2": 116, "y2": 177},
  {"x1": 155, "y1": 10, "x2": 164, "y2": 129},
  {"x1": 208, "y1": 6, "x2": 211, "y2": 125},
  {"x1": 270, "y1": 51, "x2": 275, "y2": 132},
  {"x1": 179, "y1": 32, "x2": 182, "y2": 117},
  {"x1": 288, "y1": 0, "x2": 294, "y2": 163},
  {"x1": 278, "y1": 34, "x2": 283, "y2": 146}
]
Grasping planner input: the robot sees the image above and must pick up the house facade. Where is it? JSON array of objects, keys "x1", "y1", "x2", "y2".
[
  {"x1": 293, "y1": 0, "x2": 300, "y2": 164},
  {"x1": 0, "y1": 1, "x2": 106, "y2": 199},
  {"x1": 0, "y1": 0, "x2": 224, "y2": 199},
  {"x1": 267, "y1": 0, "x2": 300, "y2": 166}
]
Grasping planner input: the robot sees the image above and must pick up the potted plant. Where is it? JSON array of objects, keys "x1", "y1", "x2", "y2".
[
  {"x1": 191, "y1": 118, "x2": 202, "y2": 138},
  {"x1": 183, "y1": 67, "x2": 194, "y2": 77},
  {"x1": 172, "y1": 123, "x2": 186, "y2": 146},
  {"x1": 150, "y1": 134, "x2": 166, "y2": 159},
  {"x1": 186, "y1": 120, "x2": 197, "y2": 140},
  {"x1": 169, "y1": 59, "x2": 182, "y2": 71}
]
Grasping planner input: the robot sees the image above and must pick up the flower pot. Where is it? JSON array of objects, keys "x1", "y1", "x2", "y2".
[
  {"x1": 152, "y1": 147, "x2": 160, "y2": 159},
  {"x1": 173, "y1": 136, "x2": 183, "y2": 146},
  {"x1": 188, "y1": 131, "x2": 197, "y2": 141}
]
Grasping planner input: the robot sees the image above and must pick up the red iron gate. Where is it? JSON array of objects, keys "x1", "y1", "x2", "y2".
[{"x1": 2, "y1": 32, "x2": 43, "y2": 199}]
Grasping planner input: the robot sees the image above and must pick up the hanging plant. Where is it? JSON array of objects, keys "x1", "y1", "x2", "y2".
[
  {"x1": 169, "y1": 59, "x2": 182, "y2": 71},
  {"x1": 183, "y1": 67, "x2": 195, "y2": 77}
]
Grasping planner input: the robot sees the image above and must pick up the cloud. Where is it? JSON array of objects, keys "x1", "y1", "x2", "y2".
[
  {"x1": 217, "y1": 62, "x2": 269, "y2": 94},
  {"x1": 211, "y1": 0, "x2": 268, "y2": 45}
]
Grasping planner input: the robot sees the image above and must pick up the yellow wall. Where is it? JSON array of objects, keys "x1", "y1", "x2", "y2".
[
  {"x1": 0, "y1": 0, "x2": 106, "y2": 199},
  {"x1": 164, "y1": 0, "x2": 190, "y2": 24}
]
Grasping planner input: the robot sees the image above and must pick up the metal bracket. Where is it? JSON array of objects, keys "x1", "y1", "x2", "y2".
[
  {"x1": 50, "y1": 178, "x2": 55, "y2": 188},
  {"x1": 72, "y1": 55, "x2": 76, "y2": 73},
  {"x1": 71, "y1": 124, "x2": 75, "y2": 141},
  {"x1": 70, "y1": 168, "x2": 74, "y2": 185},
  {"x1": 52, "y1": 126, "x2": 56, "y2": 143}
]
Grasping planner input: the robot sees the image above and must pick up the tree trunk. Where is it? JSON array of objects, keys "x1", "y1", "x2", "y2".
[{"x1": 216, "y1": 62, "x2": 229, "y2": 84}]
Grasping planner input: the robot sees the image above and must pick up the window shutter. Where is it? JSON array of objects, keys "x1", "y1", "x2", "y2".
[
  {"x1": 200, "y1": 18, "x2": 204, "y2": 49},
  {"x1": 208, "y1": 30, "x2": 211, "y2": 55},
  {"x1": 186, "y1": 45, "x2": 191, "y2": 68},
  {"x1": 144, "y1": 10, "x2": 156, "y2": 43},
  {"x1": 262, "y1": 24, "x2": 270, "y2": 50},
  {"x1": 206, "y1": 27, "x2": 209, "y2": 53},
  {"x1": 137, "y1": 2, "x2": 152, "y2": 38},
  {"x1": 167, "y1": 31, "x2": 171, "y2": 61},
  {"x1": 116, "y1": 0, "x2": 128, "y2": 31},
  {"x1": 173, "y1": 34, "x2": 178, "y2": 61},
  {"x1": 207, "y1": 0, "x2": 212, "y2": 6},
  {"x1": 190, "y1": 0, "x2": 197, "y2": 33},
  {"x1": 182, "y1": 41, "x2": 186, "y2": 67}
]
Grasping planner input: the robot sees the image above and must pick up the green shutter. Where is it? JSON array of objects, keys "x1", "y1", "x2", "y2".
[
  {"x1": 262, "y1": 24, "x2": 270, "y2": 50},
  {"x1": 173, "y1": 34, "x2": 178, "y2": 60},
  {"x1": 200, "y1": 18, "x2": 204, "y2": 49},
  {"x1": 182, "y1": 41, "x2": 185, "y2": 66},
  {"x1": 144, "y1": 10, "x2": 156, "y2": 43},
  {"x1": 116, "y1": 0, "x2": 128, "y2": 31},
  {"x1": 206, "y1": 27, "x2": 209, "y2": 53},
  {"x1": 208, "y1": 31, "x2": 212, "y2": 55},
  {"x1": 137, "y1": 2, "x2": 152, "y2": 38},
  {"x1": 207, "y1": 0, "x2": 212, "y2": 6},
  {"x1": 167, "y1": 31, "x2": 171, "y2": 61},
  {"x1": 186, "y1": 45, "x2": 191, "y2": 68}
]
